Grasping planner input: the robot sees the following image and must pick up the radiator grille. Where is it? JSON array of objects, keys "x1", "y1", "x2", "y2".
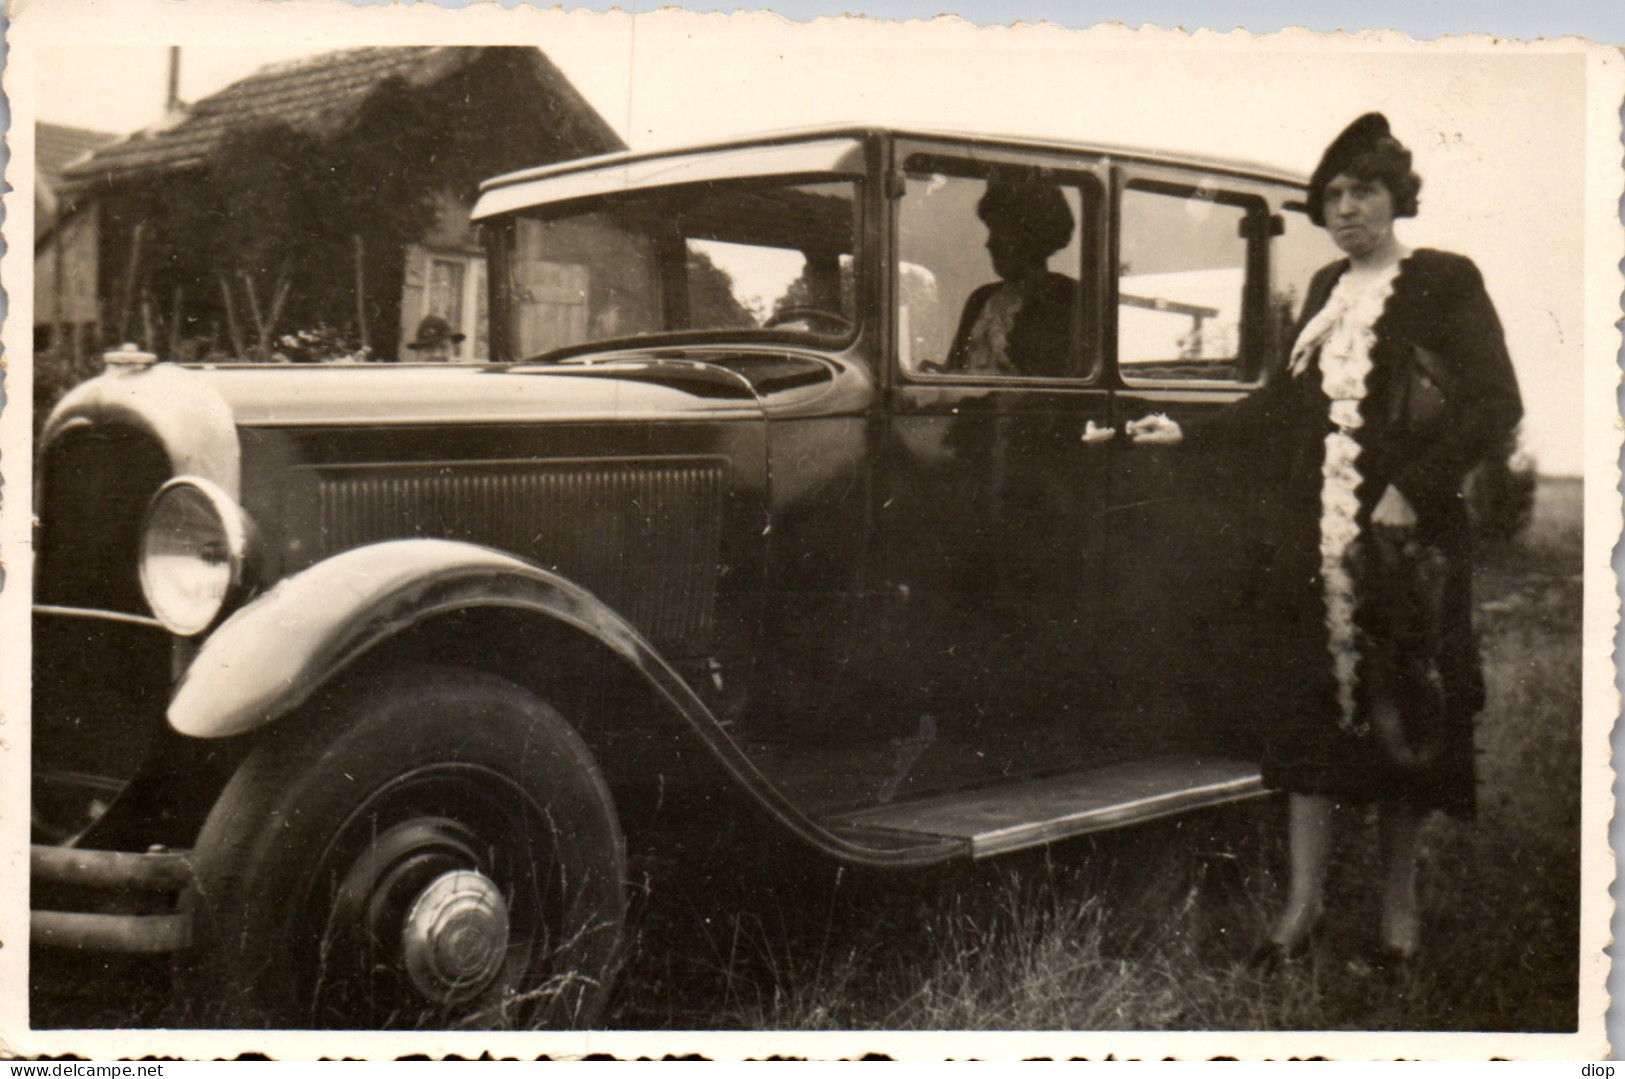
[{"x1": 316, "y1": 459, "x2": 726, "y2": 653}]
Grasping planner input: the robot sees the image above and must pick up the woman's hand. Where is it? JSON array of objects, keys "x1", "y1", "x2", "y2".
[
  {"x1": 1125, "y1": 413, "x2": 1184, "y2": 445},
  {"x1": 1081, "y1": 420, "x2": 1117, "y2": 444},
  {"x1": 1371, "y1": 484, "x2": 1418, "y2": 530}
]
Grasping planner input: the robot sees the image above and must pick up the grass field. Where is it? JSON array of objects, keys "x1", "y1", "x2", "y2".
[
  {"x1": 605, "y1": 476, "x2": 1585, "y2": 1032},
  {"x1": 31, "y1": 480, "x2": 1584, "y2": 1035}
]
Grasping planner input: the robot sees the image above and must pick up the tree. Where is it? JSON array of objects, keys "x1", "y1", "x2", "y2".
[
  {"x1": 138, "y1": 84, "x2": 445, "y2": 362},
  {"x1": 686, "y1": 249, "x2": 757, "y2": 330}
]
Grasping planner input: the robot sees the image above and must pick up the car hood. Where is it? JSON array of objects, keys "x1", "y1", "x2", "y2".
[{"x1": 190, "y1": 357, "x2": 772, "y2": 428}]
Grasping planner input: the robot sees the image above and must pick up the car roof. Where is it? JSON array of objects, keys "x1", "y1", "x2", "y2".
[{"x1": 471, "y1": 125, "x2": 1307, "y2": 220}]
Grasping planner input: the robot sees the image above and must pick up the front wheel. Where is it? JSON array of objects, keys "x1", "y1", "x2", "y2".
[{"x1": 184, "y1": 665, "x2": 626, "y2": 1029}]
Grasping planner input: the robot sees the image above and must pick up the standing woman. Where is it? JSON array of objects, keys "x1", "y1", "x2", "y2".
[{"x1": 1128, "y1": 114, "x2": 1522, "y2": 963}]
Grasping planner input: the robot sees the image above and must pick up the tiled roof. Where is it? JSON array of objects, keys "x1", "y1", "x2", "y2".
[
  {"x1": 37, "y1": 123, "x2": 118, "y2": 184},
  {"x1": 36, "y1": 124, "x2": 119, "y2": 237},
  {"x1": 63, "y1": 46, "x2": 621, "y2": 189}
]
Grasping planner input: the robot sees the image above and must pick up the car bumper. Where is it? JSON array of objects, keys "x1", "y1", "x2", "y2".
[{"x1": 31, "y1": 845, "x2": 193, "y2": 954}]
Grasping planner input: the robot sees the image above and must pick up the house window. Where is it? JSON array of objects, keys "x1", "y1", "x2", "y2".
[
  {"x1": 402, "y1": 246, "x2": 488, "y2": 361},
  {"x1": 428, "y1": 258, "x2": 466, "y2": 335}
]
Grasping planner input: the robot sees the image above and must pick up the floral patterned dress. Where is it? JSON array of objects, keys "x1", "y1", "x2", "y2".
[{"x1": 1288, "y1": 261, "x2": 1403, "y2": 737}]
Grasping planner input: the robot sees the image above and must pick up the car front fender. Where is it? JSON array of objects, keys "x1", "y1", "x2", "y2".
[
  {"x1": 168, "y1": 538, "x2": 666, "y2": 740},
  {"x1": 168, "y1": 538, "x2": 965, "y2": 867}
]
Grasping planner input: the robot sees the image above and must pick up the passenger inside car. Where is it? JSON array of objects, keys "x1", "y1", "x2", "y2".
[{"x1": 939, "y1": 171, "x2": 1080, "y2": 377}]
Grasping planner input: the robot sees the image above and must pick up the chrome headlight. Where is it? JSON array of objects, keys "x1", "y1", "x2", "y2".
[{"x1": 139, "y1": 477, "x2": 257, "y2": 636}]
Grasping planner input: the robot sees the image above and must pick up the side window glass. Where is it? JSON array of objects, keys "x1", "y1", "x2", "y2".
[
  {"x1": 1117, "y1": 181, "x2": 1262, "y2": 384},
  {"x1": 898, "y1": 160, "x2": 1097, "y2": 380}
]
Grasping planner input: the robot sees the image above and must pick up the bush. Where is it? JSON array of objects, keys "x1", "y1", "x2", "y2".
[{"x1": 33, "y1": 343, "x2": 104, "y2": 438}]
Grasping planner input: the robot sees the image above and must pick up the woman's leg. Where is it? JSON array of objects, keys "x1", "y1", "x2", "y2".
[
  {"x1": 1271, "y1": 792, "x2": 1334, "y2": 947},
  {"x1": 1378, "y1": 800, "x2": 1423, "y2": 955}
]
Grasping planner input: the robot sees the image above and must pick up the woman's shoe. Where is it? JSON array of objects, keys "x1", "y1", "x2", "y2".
[
  {"x1": 1374, "y1": 941, "x2": 1419, "y2": 978},
  {"x1": 1347, "y1": 941, "x2": 1419, "y2": 980},
  {"x1": 1248, "y1": 899, "x2": 1323, "y2": 973},
  {"x1": 1246, "y1": 934, "x2": 1313, "y2": 974}
]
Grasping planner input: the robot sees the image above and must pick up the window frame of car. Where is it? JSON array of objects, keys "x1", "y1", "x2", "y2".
[
  {"x1": 1271, "y1": 196, "x2": 1341, "y2": 376},
  {"x1": 1108, "y1": 164, "x2": 1292, "y2": 391},
  {"x1": 886, "y1": 138, "x2": 1112, "y2": 391}
]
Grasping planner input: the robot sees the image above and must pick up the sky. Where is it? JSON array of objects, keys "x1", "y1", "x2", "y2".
[{"x1": 23, "y1": 4, "x2": 1612, "y2": 476}]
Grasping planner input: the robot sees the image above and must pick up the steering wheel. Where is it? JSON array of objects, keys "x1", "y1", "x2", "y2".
[{"x1": 765, "y1": 306, "x2": 853, "y2": 335}]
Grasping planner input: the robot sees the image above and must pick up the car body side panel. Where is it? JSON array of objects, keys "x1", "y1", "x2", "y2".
[{"x1": 877, "y1": 381, "x2": 1115, "y2": 725}]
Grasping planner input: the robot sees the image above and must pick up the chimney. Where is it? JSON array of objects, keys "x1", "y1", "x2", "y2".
[
  {"x1": 154, "y1": 46, "x2": 189, "y2": 129},
  {"x1": 166, "y1": 47, "x2": 182, "y2": 112}
]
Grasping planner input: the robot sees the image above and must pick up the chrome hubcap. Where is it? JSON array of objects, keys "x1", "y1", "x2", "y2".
[{"x1": 400, "y1": 869, "x2": 511, "y2": 1004}]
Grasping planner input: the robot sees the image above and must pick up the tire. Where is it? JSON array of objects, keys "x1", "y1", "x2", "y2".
[{"x1": 182, "y1": 665, "x2": 626, "y2": 1030}]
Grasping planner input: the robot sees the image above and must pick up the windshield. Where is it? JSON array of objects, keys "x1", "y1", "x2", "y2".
[{"x1": 498, "y1": 177, "x2": 860, "y2": 360}]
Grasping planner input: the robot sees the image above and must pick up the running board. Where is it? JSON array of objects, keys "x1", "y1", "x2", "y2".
[{"x1": 826, "y1": 757, "x2": 1265, "y2": 859}]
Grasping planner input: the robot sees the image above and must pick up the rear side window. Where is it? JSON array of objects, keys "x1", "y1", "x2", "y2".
[{"x1": 1117, "y1": 179, "x2": 1269, "y2": 385}]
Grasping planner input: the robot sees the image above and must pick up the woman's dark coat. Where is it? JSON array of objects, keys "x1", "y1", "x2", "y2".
[{"x1": 1187, "y1": 249, "x2": 1522, "y2": 814}]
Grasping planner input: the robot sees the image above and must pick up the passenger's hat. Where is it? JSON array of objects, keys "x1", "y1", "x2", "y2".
[
  {"x1": 977, "y1": 169, "x2": 1076, "y2": 257},
  {"x1": 406, "y1": 314, "x2": 466, "y2": 350}
]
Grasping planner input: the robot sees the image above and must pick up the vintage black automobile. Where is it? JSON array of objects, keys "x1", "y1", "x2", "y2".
[{"x1": 31, "y1": 128, "x2": 1335, "y2": 1028}]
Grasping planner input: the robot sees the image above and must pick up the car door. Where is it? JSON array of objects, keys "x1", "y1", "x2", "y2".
[
  {"x1": 1103, "y1": 168, "x2": 1326, "y2": 752},
  {"x1": 871, "y1": 141, "x2": 1116, "y2": 760}
]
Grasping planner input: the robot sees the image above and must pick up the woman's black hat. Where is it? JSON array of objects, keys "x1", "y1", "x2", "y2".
[{"x1": 1307, "y1": 112, "x2": 1418, "y2": 226}]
